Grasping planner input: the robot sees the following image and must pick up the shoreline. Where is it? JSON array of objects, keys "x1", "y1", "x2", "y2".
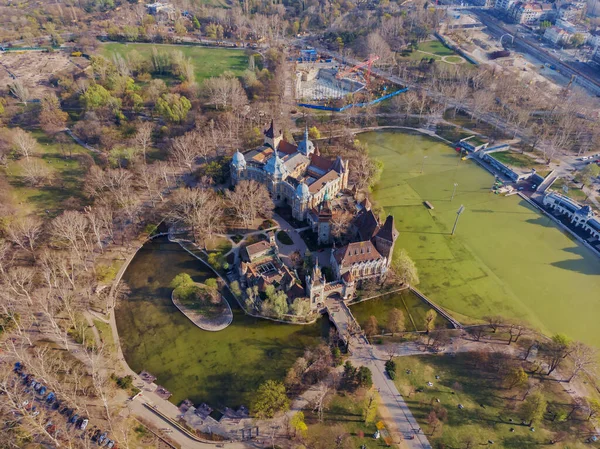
[{"x1": 171, "y1": 287, "x2": 233, "y2": 332}]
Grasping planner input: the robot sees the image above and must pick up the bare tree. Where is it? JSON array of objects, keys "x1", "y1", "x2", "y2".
[
  {"x1": 50, "y1": 210, "x2": 93, "y2": 266},
  {"x1": 12, "y1": 128, "x2": 38, "y2": 159},
  {"x1": 170, "y1": 130, "x2": 200, "y2": 173},
  {"x1": 9, "y1": 79, "x2": 30, "y2": 104},
  {"x1": 202, "y1": 75, "x2": 248, "y2": 110},
  {"x1": 133, "y1": 121, "x2": 154, "y2": 163},
  {"x1": 568, "y1": 342, "x2": 597, "y2": 383},
  {"x1": 171, "y1": 187, "x2": 225, "y2": 248},
  {"x1": 20, "y1": 158, "x2": 52, "y2": 186},
  {"x1": 225, "y1": 180, "x2": 274, "y2": 230},
  {"x1": 3, "y1": 216, "x2": 43, "y2": 256}
]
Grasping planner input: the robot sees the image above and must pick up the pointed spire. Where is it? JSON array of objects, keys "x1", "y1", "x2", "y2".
[
  {"x1": 264, "y1": 119, "x2": 275, "y2": 138},
  {"x1": 304, "y1": 124, "x2": 309, "y2": 143}
]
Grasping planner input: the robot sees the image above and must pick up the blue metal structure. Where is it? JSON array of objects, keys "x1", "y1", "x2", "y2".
[{"x1": 298, "y1": 87, "x2": 409, "y2": 112}]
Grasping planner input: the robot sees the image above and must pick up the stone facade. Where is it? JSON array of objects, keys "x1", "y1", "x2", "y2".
[{"x1": 231, "y1": 121, "x2": 349, "y2": 221}]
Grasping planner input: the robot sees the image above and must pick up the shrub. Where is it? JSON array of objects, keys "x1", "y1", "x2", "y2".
[{"x1": 385, "y1": 360, "x2": 397, "y2": 373}]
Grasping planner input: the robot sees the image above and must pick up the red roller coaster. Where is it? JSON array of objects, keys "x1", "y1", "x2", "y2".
[{"x1": 336, "y1": 54, "x2": 380, "y2": 87}]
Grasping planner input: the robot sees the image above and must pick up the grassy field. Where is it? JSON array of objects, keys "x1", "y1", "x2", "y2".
[
  {"x1": 402, "y1": 40, "x2": 466, "y2": 65},
  {"x1": 93, "y1": 319, "x2": 115, "y2": 355},
  {"x1": 116, "y1": 238, "x2": 329, "y2": 408},
  {"x1": 492, "y1": 151, "x2": 541, "y2": 170},
  {"x1": 393, "y1": 354, "x2": 591, "y2": 449},
  {"x1": 551, "y1": 179, "x2": 588, "y2": 201},
  {"x1": 350, "y1": 290, "x2": 450, "y2": 333},
  {"x1": 305, "y1": 392, "x2": 391, "y2": 448},
  {"x1": 2, "y1": 130, "x2": 92, "y2": 216},
  {"x1": 359, "y1": 130, "x2": 600, "y2": 346},
  {"x1": 102, "y1": 43, "x2": 248, "y2": 85}
]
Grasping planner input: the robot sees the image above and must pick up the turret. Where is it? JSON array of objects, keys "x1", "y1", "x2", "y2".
[
  {"x1": 297, "y1": 126, "x2": 315, "y2": 156},
  {"x1": 264, "y1": 119, "x2": 283, "y2": 150},
  {"x1": 231, "y1": 149, "x2": 246, "y2": 184}
]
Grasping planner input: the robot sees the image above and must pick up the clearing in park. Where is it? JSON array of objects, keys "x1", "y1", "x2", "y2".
[
  {"x1": 102, "y1": 43, "x2": 248, "y2": 84},
  {"x1": 359, "y1": 130, "x2": 600, "y2": 346}
]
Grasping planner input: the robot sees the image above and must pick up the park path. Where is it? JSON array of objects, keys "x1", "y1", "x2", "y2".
[{"x1": 350, "y1": 335, "x2": 433, "y2": 449}]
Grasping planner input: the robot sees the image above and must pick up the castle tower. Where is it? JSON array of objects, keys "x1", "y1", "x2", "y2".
[
  {"x1": 373, "y1": 215, "x2": 399, "y2": 266},
  {"x1": 293, "y1": 181, "x2": 310, "y2": 221},
  {"x1": 317, "y1": 190, "x2": 333, "y2": 245},
  {"x1": 305, "y1": 257, "x2": 325, "y2": 309},
  {"x1": 231, "y1": 149, "x2": 246, "y2": 185},
  {"x1": 297, "y1": 125, "x2": 315, "y2": 156},
  {"x1": 264, "y1": 119, "x2": 283, "y2": 150}
]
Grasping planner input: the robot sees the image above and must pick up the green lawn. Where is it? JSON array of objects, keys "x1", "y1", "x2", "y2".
[
  {"x1": 2, "y1": 130, "x2": 92, "y2": 216},
  {"x1": 360, "y1": 130, "x2": 600, "y2": 346},
  {"x1": 401, "y1": 40, "x2": 465, "y2": 65},
  {"x1": 551, "y1": 179, "x2": 588, "y2": 201},
  {"x1": 350, "y1": 290, "x2": 450, "y2": 333},
  {"x1": 94, "y1": 319, "x2": 115, "y2": 355},
  {"x1": 393, "y1": 354, "x2": 591, "y2": 449},
  {"x1": 304, "y1": 392, "x2": 392, "y2": 447},
  {"x1": 492, "y1": 151, "x2": 539, "y2": 170},
  {"x1": 102, "y1": 43, "x2": 248, "y2": 85}
]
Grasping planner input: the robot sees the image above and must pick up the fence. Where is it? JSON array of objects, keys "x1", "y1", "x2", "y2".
[{"x1": 298, "y1": 87, "x2": 409, "y2": 112}]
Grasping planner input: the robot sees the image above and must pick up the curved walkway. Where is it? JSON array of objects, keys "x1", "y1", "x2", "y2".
[{"x1": 171, "y1": 287, "x2": 233, "y2": 332}]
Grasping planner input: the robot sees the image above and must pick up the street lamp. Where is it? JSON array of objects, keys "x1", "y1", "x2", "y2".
[
  {"x1": 451, "y1": 183, "x2": 458, "y2": 201},
  {"x1": 451, "y1": 205, "x2": 465, "y2": 236},
  {"x1": 421, "y1": 155, "x2": 428, "y2": 174}
]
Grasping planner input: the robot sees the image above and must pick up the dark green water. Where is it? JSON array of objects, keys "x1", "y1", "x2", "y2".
[{"x1": 115, "y1": 237, "x2": 328, "y2": 408}]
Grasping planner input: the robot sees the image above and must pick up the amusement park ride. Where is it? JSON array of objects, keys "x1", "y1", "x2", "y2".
[{"x1": 336, "y1": 54, "x2": 380, "y2": 88}]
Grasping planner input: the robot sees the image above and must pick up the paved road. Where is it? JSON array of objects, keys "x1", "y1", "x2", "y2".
[{"x1": 350, "y1": 336, "x2": 432, "y2": 449}]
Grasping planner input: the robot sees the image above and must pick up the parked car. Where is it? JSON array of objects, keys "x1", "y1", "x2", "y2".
[
  {"x1": 69, "y1": 414, "x2": 79, "y2": 424},
  {"x1": 46, "y1": 392, "x2": 55, "y2": 403},
  {"x1": 80, "y1": 418, "x2": 88, "y2": 430},
  {"x1": 38, "y1": 386, "x2": 47, "y2": 396},
  {"x1": 98, "y1": 432, "x2": 108, "y2": 444},
  {"x1": 91, "y1": 429, "x2": 101, "y2": 441},
  {"x1": 106, "y1": 441, "x2": 115, "y2": 449}
]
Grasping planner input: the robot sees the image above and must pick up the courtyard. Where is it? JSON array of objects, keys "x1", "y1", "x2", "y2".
[{"x1": 359, "y1": 130, "x2": 600, "y2": 346}]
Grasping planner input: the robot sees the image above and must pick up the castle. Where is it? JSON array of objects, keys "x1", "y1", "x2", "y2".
[
  {"x1": 231, "y1": 120, "x2": 349, "y2": 221},
  {"x1": 233, "y1": 121, "x2": 398, "y2": 312}
]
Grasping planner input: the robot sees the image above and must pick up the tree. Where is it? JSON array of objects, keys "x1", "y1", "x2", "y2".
[
  {"x1": 585, "y1": 398, "x2": 600, "y2": 423},
  {"x1": 251, "y1": 380, "x2": 289, "y2": 419},
  {"x1": 424, "y1": 309, "x2": 437, "y2": 334},
  {"x1": 308, "y1": 126, "x2": 321, "y2": 139},
  {"x1": 363, "y1": 392, "x2": 378, "y2": 424},
  {"x1": 364, "y1": 315, "x2": 379, "y2": 337},
  {"x1": 356, "y1": 366, "x2": 373, "y2": 389},
  {"x1": 427, "y1": 410, "x2": 441, "y2": 435},
  {"x1": 226, "y1": 180, "x2": 274, "y2": 229},
  {"x1": 170, "y1": 187, "x2": 223, "y2": 248},
  {"x1": 81, "y1": 83, "x2": 121, "y2": 111},
  {"x1": 39, "y1": 93, "x2": 68, "y2": 135},
  {"x1": 290, "y1": 411, "x2": 307, "y2": 437},
  {"x1": 134, "y1": 122, "x2": 154, "y2": 163},
  {"x1": 505, "y1": 366, "x2": 528, "y2": 389},
  {"x1": 9, "y1": 79, "x2": 30, "y2": 104},
  {"x1": 261, "y1": 288, "x2": 288, "y2": 318},
  {"x1": 390, "y1": 250, "x2": 419, "y2": 285},
  {"x1": 575, "y1": 164, "x2": 600, "y2": 188},
  {"x1": 202, "y1": 76, "x2": 248, "y2": 110},
  {"x1": 155, "y1": 93, "x2": 191, "y2": 123},
  {"x1": 170, "y1": 130, "x2": 200, "y2": 173},
  {"x1": 544, "y1": 334, "x2": 572, "y2": 376},
  {"x1": 386, "y1": 308, "x2": 405, "y2": 336},
  {"x1": 12, "y1": 128, "x2": 37, "y2": 160},
  {"x1": 568, "y1": 342, "x2": 597, "y2": 382},
  {"x1": 20, "y1": 158, "x2": 52, "y2": 187},
  {"x1": 483, "y1": 315, "x2": 504, "y2": 333},
  {"x1": 519, "y1": 392, "x2": 547, "y2": 426},
  {"x1": 3, "y1": 216, "x2": 42, "y2": 255}
]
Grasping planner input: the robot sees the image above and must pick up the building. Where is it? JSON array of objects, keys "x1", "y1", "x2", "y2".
[
  {"x1": 496, "y1": 0, "x2": 517, "y2": 11},
  {"x1": 557, "y1": 2, "x2": 586, "y2": 21},
  {"x1": 231, "y1": 122, "x2": 349, "y2": 222},
  {"x1": 146, "y1": 2, "x2": 177, "y2": 20},
  {"x1": 239, "y1": 231, "x2": 306, "y2": 303},
  {"x1": 544, "y1": 26, "x2": 572, "y2": 44},
  {"x1": 331, "y1": 202, "x2": 398, "y2": 283},
  {"x1": 510, "y1": 2, "x2": 556, "y2": 24},
  {"x1": 456, "y1": 136, "x2": 489, "y2": 154},
  {"x1": 542, "y1": 192, "x2": 600, "y2": 240}
]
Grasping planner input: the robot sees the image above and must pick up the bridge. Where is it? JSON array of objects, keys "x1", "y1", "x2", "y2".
[{"x1": 325, "y1": 296, "x2": 362, "y2": 346}]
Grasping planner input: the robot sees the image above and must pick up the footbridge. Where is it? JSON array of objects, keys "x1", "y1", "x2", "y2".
[{"x1": 324, "y1": 296, "x2": 362, "y2": 345}]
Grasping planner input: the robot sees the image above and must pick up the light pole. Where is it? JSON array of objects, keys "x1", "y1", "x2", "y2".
[
  {"x1": 451, "y1": 183, "x2": 458, "y2": 201},
  {"x1": 421, "y1": 155, "x2": 428, "y2": 174},
  {"x1": 451, "y1": 205, "x2": 465, "y2": 236}
]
